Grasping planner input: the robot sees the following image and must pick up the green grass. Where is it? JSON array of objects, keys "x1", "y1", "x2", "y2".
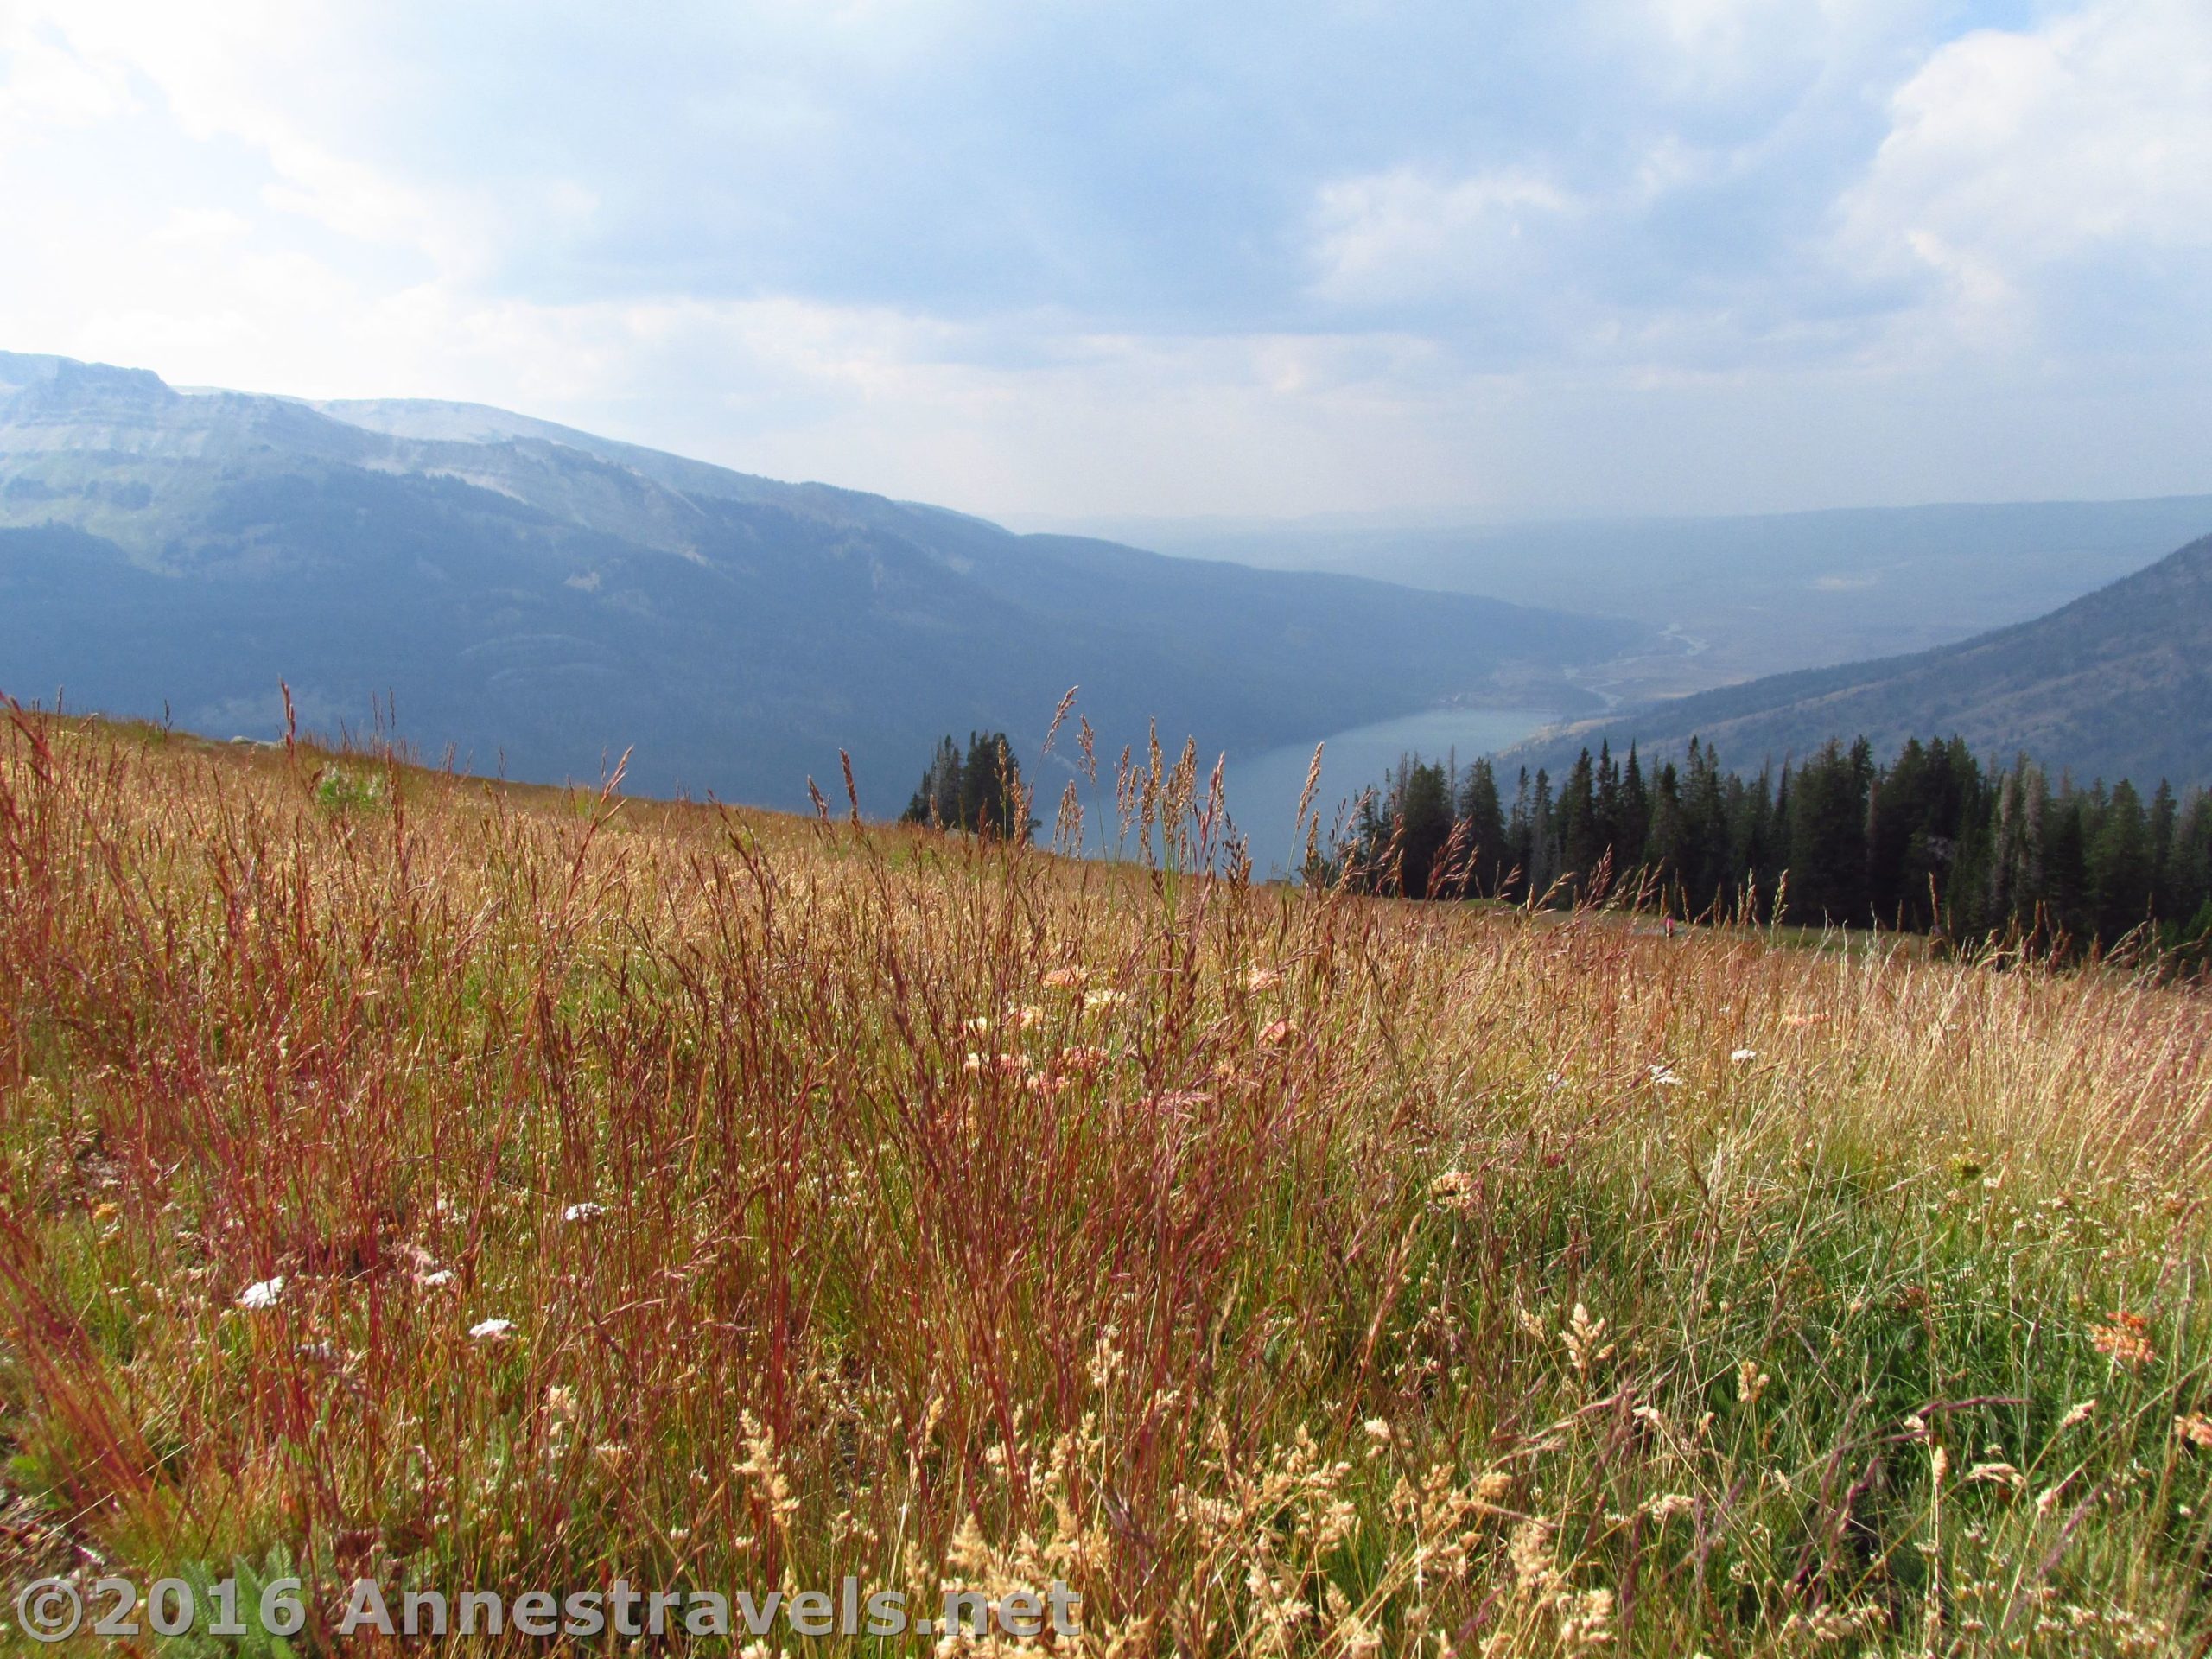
[{"x1": 0, "y1": 710, "x2": 2209, "y2": 1654}]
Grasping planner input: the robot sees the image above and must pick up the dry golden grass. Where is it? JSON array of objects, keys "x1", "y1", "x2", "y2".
[{"x1": 3, "y1": 710, "x2": 2211, "y2": 1655}]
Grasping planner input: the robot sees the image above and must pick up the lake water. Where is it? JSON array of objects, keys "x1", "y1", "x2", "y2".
[{"x1": 1223, "y1": 707, "x2": 1554, "y2": 880}]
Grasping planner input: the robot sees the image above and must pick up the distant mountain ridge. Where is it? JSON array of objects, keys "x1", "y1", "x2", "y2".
[
  {"x1": 0, "y1": 352, "x2": 1642, "y2": 812},
  {"x1": 1514, "y1": 531, "x2": 2212, "y2": 787},
  {"x1": 1109, "y1": 497, "x2": 2212, "y2": 703}
]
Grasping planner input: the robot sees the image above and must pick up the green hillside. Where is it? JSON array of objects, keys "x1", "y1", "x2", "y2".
[{"x1": 1519, "y1": 531, "x2": 2212, "y2": 786}]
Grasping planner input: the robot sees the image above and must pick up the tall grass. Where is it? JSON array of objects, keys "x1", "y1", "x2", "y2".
[{"x1": 2, "y1": 708, "x2": 2210, "y2": 1654}]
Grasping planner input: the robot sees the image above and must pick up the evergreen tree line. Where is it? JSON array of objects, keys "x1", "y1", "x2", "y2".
[
  {"x1": 1350, "y1": 734, "x2": 2212, "y2": 963},
  {"x1": 899, "y1": 731, "x2": 1033, "y2": 842}
]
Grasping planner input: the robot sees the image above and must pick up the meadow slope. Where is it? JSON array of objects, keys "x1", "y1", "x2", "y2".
[{"x1": 3, "y1": 714, "x2": 2211, "y2": 1654}]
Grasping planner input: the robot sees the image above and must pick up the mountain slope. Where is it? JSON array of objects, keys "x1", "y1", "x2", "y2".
[
  {"x1": 0, "y1": 353, "x2": 1643, "y2": 811},
  {"x1": 1514, "y1": 531, "x2": 2212, "y2": 785}
]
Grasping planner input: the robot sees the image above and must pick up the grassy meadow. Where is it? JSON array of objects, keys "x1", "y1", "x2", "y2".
[{"x1": 3, "y1": 709, "x2": 2211, "y2": 1654}]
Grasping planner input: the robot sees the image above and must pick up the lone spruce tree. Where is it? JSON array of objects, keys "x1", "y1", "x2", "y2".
[{"x1": 901, "y1": 731, "x2": 1033, "y2": 842}]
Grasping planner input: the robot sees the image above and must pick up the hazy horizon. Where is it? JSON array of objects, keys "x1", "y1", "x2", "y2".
[
  {"x1": 11, "y1": 345, "x2": 2212, "y2": 545},
  {"x1": 1001, "y1": 490, "x2": 2212, "y2": 545}
]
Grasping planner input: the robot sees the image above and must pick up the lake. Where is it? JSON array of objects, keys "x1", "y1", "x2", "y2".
[{"x1": 1222, "y1": 707, "x2": 1554, "y2": 880}]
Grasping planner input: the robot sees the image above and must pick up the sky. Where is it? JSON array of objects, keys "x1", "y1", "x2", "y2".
[{"x1": 2, "y1": 0, "x2": 2208, "y2": 524}]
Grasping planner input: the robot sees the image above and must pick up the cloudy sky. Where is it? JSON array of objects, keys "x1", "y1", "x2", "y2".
[{"x1": 3, "y1": 0, "x2": 2208, "y2": 522}]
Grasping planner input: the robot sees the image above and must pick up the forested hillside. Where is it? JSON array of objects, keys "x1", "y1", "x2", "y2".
[
  {"x1": 1515, "y1": 532, "x2": 2212, "y2": 789},
  {"x1": 1355, "y1": 735, "x2": 2212, "y2": 960}
]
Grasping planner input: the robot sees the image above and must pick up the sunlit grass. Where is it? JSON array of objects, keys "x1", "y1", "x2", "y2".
[{"x1": 2, "y1": 709, "x2": 2209, "y2": 1654}]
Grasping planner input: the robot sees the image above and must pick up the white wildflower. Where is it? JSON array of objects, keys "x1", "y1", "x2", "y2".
[
  {"x1": 469, "y1": 1318, "x2": 515, "y2": 1341},
  {"x1": 237, "y1": 1275, "x2": 286, "y2": 1310}
]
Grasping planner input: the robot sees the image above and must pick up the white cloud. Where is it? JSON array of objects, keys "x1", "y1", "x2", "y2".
[
  {"x1": 10, "y1": 0, "x2": 482, "y2": 266},
  {"x1": 1309, "y1": 168, "x2": 1574, "y2": 306},
  {"x1": 1839, "y1": 0, "x2": 2212, "y2": 326},
  {"x1": 1608, "y1": 0, "x2": 1942, "y2": 98},
  {"x1": 3, "y1": 0, "x2": 2210, "y2": 522},
  {"x1": 1643, "y1": 0, "x2": 1798, "y2": 56},
  {"x1": 0, "y1": 10, "x2": 132, "y2": 140}
]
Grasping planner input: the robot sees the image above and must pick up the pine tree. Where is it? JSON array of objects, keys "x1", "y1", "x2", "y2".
[
  {"x1": 2150, "y1": 781, "x2": 2179, "y2": 916},
  {"x1": 2088, "y1": 779, "x2": 2154, "y2": 944},
  {"x1": 1866, "y1": 737, "x2": 1924, "y2": 925},
  {"x1": 902, "y1": 735, "x2": 965, "y2": 828},
  {"x1": 1557, "y1": 750, "x2": 1600, "y2": 899},
  {"x1": 1730, "y1": 766, "x2": 1777, "y2": 921},
  {"x1": 1396, "y1": 757, "x2": 1456, "y2": 898},
  {"x1": 1643, "y1": 761, "x2": 1688, "y2": 915},
  {"x1": 1682, "y1": 739, "x2": 1731, "y2": 918},
  {"x1": 1457, "y1": 758, "x2": 1508, "y2": 899},
  {"x1": 1621, "y1": 745, "x2": 1650, "y2": 879},
  {"x1": 1787, "y1": 741, "x2": 1869, "y2": 925},
  {"x1": 1506, "y1": 767, "x2": 1535, "y2": 902},
  {"x1": 2166, "y1": 793, "x2": 2212, "y2": 949},
  {"x1": 904, "y1": 731, "x2": 1031, "y2": 842},
  {"x1": 1593, "y1": 741, "x2": 1622, "y2": 881},
  {"x1": 1333, "y1": 734, "x2": 2204, "y2": 963},
  {"x1": 1529, "y1": 770, "x2": 1555, "y2": 896},
  {"x1": 2041, "y1": 791, "x2": 2091, "y2": 947}
]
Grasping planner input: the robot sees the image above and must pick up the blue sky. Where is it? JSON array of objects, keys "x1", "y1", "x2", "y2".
[{"x1": 2, "y1": 0, "x2": 2207, "y2": 521}]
